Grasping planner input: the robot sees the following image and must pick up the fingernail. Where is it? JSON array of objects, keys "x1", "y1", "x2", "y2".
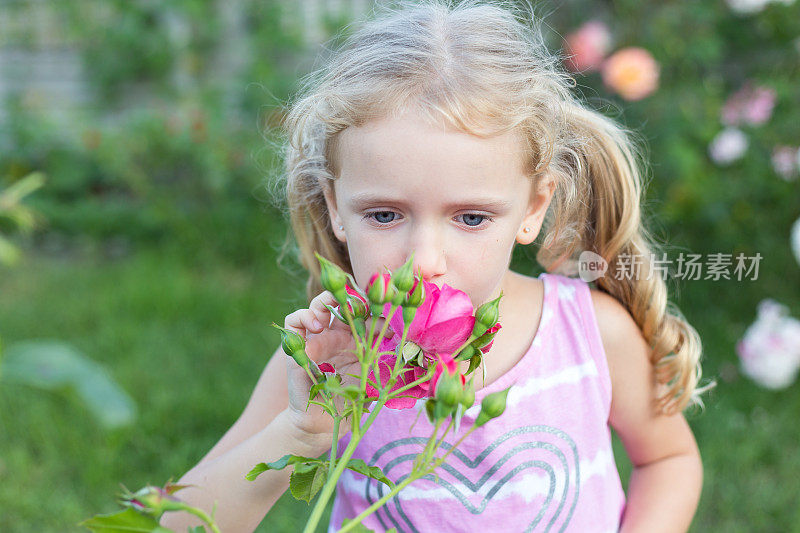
[{"x1": 313, "y1": 319, "x2": 323, "y2": 330}]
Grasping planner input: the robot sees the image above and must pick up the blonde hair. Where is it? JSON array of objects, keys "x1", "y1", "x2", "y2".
[{"x1": 277, "y1": 0, "x2": 713, "y2": 414}]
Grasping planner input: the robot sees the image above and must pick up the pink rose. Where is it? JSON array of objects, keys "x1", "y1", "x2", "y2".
[
  {"x1": 601, "y1": 47, "x2": 660, "y2": 101},
  {"x1": 365, "y1": 281, "x2": 475, "y2": 409},
  {"x1": 563, "y1": 21, "x2": 612, "y2": 73}
]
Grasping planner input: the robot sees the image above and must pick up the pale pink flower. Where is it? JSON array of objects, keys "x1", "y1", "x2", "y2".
[
  {"x1": 709, "y1": 128, "x2": 748, "y2": 165},
  {"x1": 366, "y1": 281, "x2": 475, "y2": 409},
  {"x1": 601, "y1": 47, "x2": 660, "y2": 101},
  {"x1": 771, "y1": 146, "x2": 799, "y2": 181},
  {"x1": 721, "y1": 82, "x2": 777, "y2": 126},
  {"x1": 563, "y1": 21, "x2": 612, "y2": 73},
  {"x1": 736, "y1": 299, "x2": 800, "y2": 389}
]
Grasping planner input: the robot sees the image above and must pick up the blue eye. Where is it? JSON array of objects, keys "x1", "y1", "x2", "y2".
[
  {"x1": 369, "y1": 211, "x2": 397, "y2": 224},
  {"x1": 460, "y1": 214, "x2": 486, "y2": 227}
]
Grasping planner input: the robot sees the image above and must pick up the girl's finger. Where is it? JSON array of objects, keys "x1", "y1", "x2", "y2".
[
  {"x1": 308, "y1": 290, "x2": 338, "y2": 328},
  {"x1": 284, "y1": 309, "x2": 319, "y2": 335}
]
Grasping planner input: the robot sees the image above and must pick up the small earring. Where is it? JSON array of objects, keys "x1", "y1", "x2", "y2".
[
  {"x1": 338, "y1": 224, "x2": 344, "y2": 231},
  {"x1": 523, "y1": 227, "x2": 531, "y2": 233}
]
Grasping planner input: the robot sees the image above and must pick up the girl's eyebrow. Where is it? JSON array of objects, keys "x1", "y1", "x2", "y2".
[{"x1": 347, "y1": 192, "x2": 513, "y2": 212}]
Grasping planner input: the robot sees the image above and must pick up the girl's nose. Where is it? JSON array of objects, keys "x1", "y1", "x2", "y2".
[{"x1": 409, "y1": 227, "x2": 447, "y2": 282}]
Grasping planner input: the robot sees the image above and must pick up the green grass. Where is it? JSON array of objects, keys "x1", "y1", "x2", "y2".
[{"x1": 1, "y1": 240, "x2": 799, "y2": 532}]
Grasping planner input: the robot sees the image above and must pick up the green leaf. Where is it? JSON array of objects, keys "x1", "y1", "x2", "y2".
[
  {"x1": 186, "y1": 527, "x2": 206, "y2": 533},
  {"x1": 79, "y1": 508, "x2": 161, "y2": 532},
  {"x1": 345, "y1": 459, "x2": 395, "y2": 489},
  {"x1": 289, "y1": 462, "x2": 328, "y2": 503},
  {"x1": 0, "y1": 340, "x2": 136, "y2": 429},
  {"x1": 308, "y1": 382, "x2": 325, "y2": 402},
  {"x1": 245, "y1": 454, "x2": 323, "y2": 481}
]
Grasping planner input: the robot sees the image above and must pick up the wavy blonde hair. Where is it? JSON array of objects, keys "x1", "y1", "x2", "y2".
[{"x1": 276, "y1": 0, "x2": 713, "y2": 414}]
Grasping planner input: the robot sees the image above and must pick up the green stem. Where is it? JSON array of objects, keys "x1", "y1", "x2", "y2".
[
  {"x1": 303, "y1": 395, "x2": 387, "y2": 533},
  {"x1": 338, "y1": 425, "x2": 478, "y2": 533},
  {"x1": 329, "y1": 416, "x2": 341, "y2": 479},
  {"x1": 387, "y1": 366, "x2": 436, "y2": 397},
  {"x1": 174, "y1": 504, "x2": 221, "y2": 533},
  {"x1": 452, "y1": 334, "x2": 477, "y2": 361},
  {"x1": 337, "y1": 472, "x2": 422, "y2": 533}
]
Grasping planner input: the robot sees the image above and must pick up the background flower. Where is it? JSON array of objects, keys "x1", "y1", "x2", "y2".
[
  {"x1": 709, "y1": 127, "x2": 749, "y2": 165},
  {"x1": 721, "y1": 82, "x2": 777, "y2": 127},
  {"x1": 601, "y1": 47, "x2": 660, "y2": 101},
  {"x1": 771, "y1": 146, "x2": 798, "y2": 181},
  {"x1": 563, "y1": 20, "x2": 612, "y2": 73},
  {"x1": 736, "y1": 299, "x2": 800, "y2": 389}
]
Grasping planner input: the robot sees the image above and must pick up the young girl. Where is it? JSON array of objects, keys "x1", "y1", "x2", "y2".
[{"x1": 165, "y1": 2, "x2": 711, "y2": 532}]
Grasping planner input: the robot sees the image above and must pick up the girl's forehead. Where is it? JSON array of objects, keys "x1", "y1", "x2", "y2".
[{"x1": 335, "y1": 109, "x2": 529, "y2": 195}]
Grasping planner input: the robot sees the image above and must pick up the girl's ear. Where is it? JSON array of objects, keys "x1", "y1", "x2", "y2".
[
  {"x1": 516, "y1": 175, "x2": 556, "y2": 245},
  {"x1": 321, "y1": 180, "x2": 347, "y2": 243}
]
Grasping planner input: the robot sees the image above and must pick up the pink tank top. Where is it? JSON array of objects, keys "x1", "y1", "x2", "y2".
[{"x1": 328, "y1": 273, "x2": 627, "y2": 532}]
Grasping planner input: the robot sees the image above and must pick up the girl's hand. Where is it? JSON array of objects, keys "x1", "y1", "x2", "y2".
[{"x1": 282, "y1": 291, "x2": 387, "y2": 446}]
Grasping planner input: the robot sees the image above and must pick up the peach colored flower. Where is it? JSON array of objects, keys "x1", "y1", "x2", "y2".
[
  {"x1": 601, "y1": 47, "x2": 660, "y2": 101},
  {"x1": 563, "y1": 21, "x2": 612, "y2": 73}
]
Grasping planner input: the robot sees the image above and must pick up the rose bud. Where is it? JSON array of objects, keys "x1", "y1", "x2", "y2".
[
  {"x1": 345, "y1": 284, "x2": 368, "y2": 320},
  {"x1": 273, "y1": 324, "x2": 311, "y2": 368},
  {"x1": 472, "y1": 294, "x2": 502, "y2": 338},
  {"x1": 472, "y1": 323, "x2": 502, "y2": 354},
  {"x1": 404, "y1": 277, "x2": 425, "y2": 308},
  {"x1": 315, "y1": 253, "x2": 348, "y2": 304},
  {"x1": 318, "y1": 362, "x2": 336, "y2": 374},
  {"x1": 459, "y1": 380, "x2": 475, "y2": 409},
  {"x1": 391, "y1": 255, "x2": 416, "y2": 293},
  {"x1": 475, "y1": 387, "x2": 510, "y2": 427},
  {"x1": 366, "y1": 272, "x2": 398, "y2": 306},
  {"x1": 434, "y1": 369, "x2": 464, "y2": 408},
  {"x1": 120, "y1": 485, "x2": 182, "y2": 518}
]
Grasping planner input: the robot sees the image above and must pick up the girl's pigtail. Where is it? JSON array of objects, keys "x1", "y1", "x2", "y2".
[{"x1": 537, "y1": 102, "x2": 716, "y2": 415}]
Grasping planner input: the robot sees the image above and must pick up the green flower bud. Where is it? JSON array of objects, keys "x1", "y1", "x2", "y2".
[
  {"x1": 475, "y1": 387, "x2": 510, "y2": 427},
  {"x1": 346, "y1": 292, "x2": 368, "y2": 320},
  {"x1": 472, "y1": 294, "x2": 502, "y2": 338},
  {"x1": 316, "y1": 253, "x2": 348, "y2": 299},
  {"x1": 459, "y1": 380, "x2": 475, "y2": 409},
  {"x1": 120, "y1": 485, "x2": 183, "y2": 518},
  {"x1": 366, "y1": 273, "x2": 394, "y2": 305},
  {"x1": 274, "y1": 324, "x2": 310, "y2": 368},
  {"x1": 391, "y1": 256, "x2": 416, "y2": 293},
  {"x1": 434, "y1": 371, "x2": 462, "y2": 407},
  {"x1": 404, "y1": 277, "x2": 425, "y2": 308}
]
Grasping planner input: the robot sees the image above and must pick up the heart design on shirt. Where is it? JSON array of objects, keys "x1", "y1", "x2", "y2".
[{"x1": 362, "y1": 425, "x2": 580, "y2": 533}]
